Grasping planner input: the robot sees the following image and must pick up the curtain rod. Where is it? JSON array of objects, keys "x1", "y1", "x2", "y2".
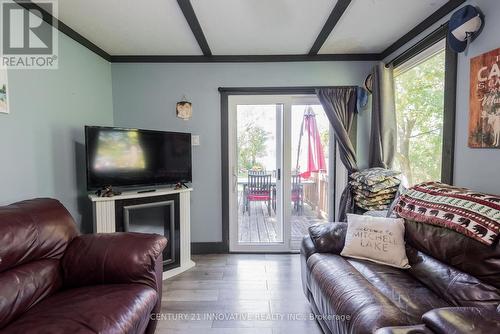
[
  {"x1": 386, "y1": 23, "x2": 448, "y2": 68},
  {"x1": 218, "y1": 86, "x2": 358, "y2": 94}
]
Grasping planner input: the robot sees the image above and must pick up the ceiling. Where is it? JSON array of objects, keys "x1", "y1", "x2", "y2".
[
  {"x1": 319, "y1": 0, "x2": 447, "y2": 54},
  {"x1": 32, "y1": 0, "x2": 460, "y2": 59}
]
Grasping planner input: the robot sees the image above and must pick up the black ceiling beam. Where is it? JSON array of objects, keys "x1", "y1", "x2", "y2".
[
  {"x1": 110, "y1": 53, "x2": 381, "y2": 63},
  {"x1": 10, "y1": 0, "x2": 465, "y2": 65},
  {"x1": 380, "y1": 0, "x2": 466, "y2": 60},
  {"x1": 177, "y1": 0, "x2": 212, "y2": 56},
  {"x1": 308, "y1": 0, "x2": 352, "y2": 55},
  {"x1": 13, "y1": 0, "x2": 111, "y2": 61}
]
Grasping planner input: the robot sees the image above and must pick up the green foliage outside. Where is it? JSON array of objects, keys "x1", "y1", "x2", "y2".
[
  {"x1": 0, "y1": 84, "x2": 6, "y2": 101},
  {"x1": 320, "y1": 129, "x2": 329, "y2": 158},
  {"x1": 238, "y1": 121, "x2": 269, "y2": 173},
  {"x1": 394, "y1": 50, "x2": 445, "y2": 186}
]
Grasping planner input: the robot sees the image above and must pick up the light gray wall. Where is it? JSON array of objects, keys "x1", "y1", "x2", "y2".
[
  {"x1": 111, "y1": 61, "x2": 374, "y2": 242},
  {"x1": 454, "y1": 0, "x2": 500, "y2": 193},
  {"x1": 383, "y1": 0, "x2": 500, "y2": 194},
  {"x1": 0, "y1": 32, "x2": 113, "y2": 231}
]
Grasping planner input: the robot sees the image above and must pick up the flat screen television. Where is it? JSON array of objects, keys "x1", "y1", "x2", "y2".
[{"x1": 85, "y1": 126, "x2": 192, "y2": 190}]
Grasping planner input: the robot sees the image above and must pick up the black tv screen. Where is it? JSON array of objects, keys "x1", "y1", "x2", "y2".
[{"x1": 85, "y1": 126, "x2": 192, "y2": 190}]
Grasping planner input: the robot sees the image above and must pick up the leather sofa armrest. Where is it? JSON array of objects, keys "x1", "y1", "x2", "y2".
[
  {"x1": 375, "y1": 324, "x2": 433, "y2": 334},
  {"x1": 300, "y1": 235, "x2": 316, "y2": 298},
  {"x1": 422, "y1": 307, "x2": 500, "y2": 334},
  {"x1": 308, "y1": 222, "x2": 347, "y2": 254},
  {"x1": 62, "y1": 232, "x2": 167, "y2": 291}
]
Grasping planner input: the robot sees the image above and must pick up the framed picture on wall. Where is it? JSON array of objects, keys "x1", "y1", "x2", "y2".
[
  {"x1": 469, "y1": 47, "x2": 500, "y2": 148},
  {"x1": 0, "y1": 68, "x2": 8, "y2": 114}
]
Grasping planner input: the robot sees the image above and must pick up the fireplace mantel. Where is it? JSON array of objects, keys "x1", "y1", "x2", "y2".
[{"x1": 89, "y1": 187, "x2": 195, "y2": 279}]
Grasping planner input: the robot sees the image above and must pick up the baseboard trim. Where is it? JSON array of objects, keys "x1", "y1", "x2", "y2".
[{"x1": 191, "y1": 242, "x2": 228, "y2": 254}]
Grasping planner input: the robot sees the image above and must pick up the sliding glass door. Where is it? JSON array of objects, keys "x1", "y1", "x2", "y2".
[{"x1": 228, "y1": 95, "x2": 334, "y2": 252}]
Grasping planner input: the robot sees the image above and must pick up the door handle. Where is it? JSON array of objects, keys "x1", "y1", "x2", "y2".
[
  {"x1": 232, "y1": 167, "x2": 238, "y2": 192},
  {"x1": 277, "y1": 168, "x2": 281, "y2": 181}
]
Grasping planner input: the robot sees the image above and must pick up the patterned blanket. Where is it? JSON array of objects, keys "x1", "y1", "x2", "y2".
[{"x1": 394, "y1": 182, "x2": 500, "y2": 246}]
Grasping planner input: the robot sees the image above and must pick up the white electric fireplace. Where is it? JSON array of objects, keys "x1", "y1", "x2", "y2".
[{"x1": 89, "y1": 187, "x2": 195, "y2": 279}]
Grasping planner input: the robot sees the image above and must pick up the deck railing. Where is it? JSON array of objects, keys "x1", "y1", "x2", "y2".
[{"x1": 303, "y1": 172, "x2": 329, "y2": 219}]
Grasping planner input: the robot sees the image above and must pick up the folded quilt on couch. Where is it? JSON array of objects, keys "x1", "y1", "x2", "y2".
[{"x1": 395, "y1": 181, "x2": 500, "y2": 245}]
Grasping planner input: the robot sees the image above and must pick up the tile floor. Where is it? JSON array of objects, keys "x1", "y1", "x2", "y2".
[{"x1": 158, "y1": 254, "x2": 323, "y2": 334}]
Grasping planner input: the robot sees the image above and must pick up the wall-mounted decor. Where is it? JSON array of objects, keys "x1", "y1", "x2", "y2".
[
  {"x1": 176, "y1": 96, "x2": 192, "y2": 120},
  {"x1": 0, "y1": 68, "x2": 8, "y2": 114},
  {"x1": 364, "y1": 73, "x2": 373, "y2": 94},
  {"x1": 469, "y1": 47, "x2": 500, "y2": 148}
]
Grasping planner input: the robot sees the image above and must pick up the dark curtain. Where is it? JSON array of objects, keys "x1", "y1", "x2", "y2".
[
  {"x1": 316, "y1": 87, "x2": 358, "y2": 222},
  {"x1": 369, "y1": 62, "x2": 397, "y2": 168}
]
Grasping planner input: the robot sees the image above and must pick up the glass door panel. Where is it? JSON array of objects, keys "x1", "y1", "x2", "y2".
[
  {"x1": 290, "y1": 103, "x2": 331, "y2": 250},
  {"x1": 227, "y1": 95, "x2": 335, "y2": 252},
  {"x1": 230, "y1": 100, "x2": 284, "y2": 251}
]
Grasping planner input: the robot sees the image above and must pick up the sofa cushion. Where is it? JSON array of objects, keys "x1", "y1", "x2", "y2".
[
  {"x1": 347, "y1": 259, "x2": 450, "y2": 320},
  {"x1": 307, "y1": 253, "x2": 406, "y2": 333},
  {"x1": 375, "y1": 324, "x2": 434, "y2": 334},
  {"x1": 405, "y1": 219, "x2": 500, "y2": 289},
  {"x1": 2, "y1": 284, "x2": 157, "y2": 334},
  {"x1": 0, "y1": 199, "x2": 78, "y2": 273},
  {"x1": 422, "y1": 307, "x2": 500, "y2": 334},
  {"x1": 407, "y1": 248, "x2": 500, "y2": 309},
  {"x1": 0, "y1": 259, "x2": 62, "y2": 329},
  {"x1": 62, "y1": 232, "x2": 167, "y2": 291},
  {"x1": 0, "y1": 199, "x2": 78, "y2": 329},
  {"x1": 307, "y1": 253, "x2": 449, "y2": 333}
]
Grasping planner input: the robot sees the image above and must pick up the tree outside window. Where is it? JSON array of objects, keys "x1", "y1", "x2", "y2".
[
  {"x1": 237, "y1": 121, "x2": 269, "y2": 173},
  {"x1": 394, "y1": 49, "x2": 446, "y2": 186}
]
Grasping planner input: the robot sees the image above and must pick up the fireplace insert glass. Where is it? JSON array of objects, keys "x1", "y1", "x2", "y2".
[{"x1": 115, "y1": 194, "x2": 180, "y2": 271}]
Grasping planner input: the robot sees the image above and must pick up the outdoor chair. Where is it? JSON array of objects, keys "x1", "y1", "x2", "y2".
[{"x1": 243, "y1": 171, "x2": 273, "y2": 216}]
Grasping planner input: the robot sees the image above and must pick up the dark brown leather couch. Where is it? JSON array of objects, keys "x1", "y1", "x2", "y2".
[
  {"x1": 0, "y1": 198, "x2": 167, "y2": 334},
  {"x1": 301, "y1": 220, "x2": 500, "y2": 334}
]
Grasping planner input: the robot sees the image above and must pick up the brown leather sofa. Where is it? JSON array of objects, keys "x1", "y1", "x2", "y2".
[
  {"x1": 0, "y1": 198, "x2": 167, "y2": 334},
  {"x1": 301, "y1": 219, "x2": 500, "y2": 334}
]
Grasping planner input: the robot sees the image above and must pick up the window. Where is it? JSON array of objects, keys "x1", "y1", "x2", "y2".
[{"x1": 394, "y1": 41, "x2": 446, "y2": 187}]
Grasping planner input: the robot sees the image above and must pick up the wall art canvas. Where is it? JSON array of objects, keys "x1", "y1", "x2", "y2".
[
  {"x1": 469, "y1": 47, "x2": 500, "y2": 148},
  {"x1": 0, "y1": 68, "x2": 8, "y2": 114}
]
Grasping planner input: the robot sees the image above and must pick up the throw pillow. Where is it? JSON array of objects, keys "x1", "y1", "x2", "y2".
[
  {"x1": 350, "y1": 177, "x2": 401, "y2": 193},
  {"x1": 340, "y1": 214, "x2": 410, "y2": 269},
  {"x1": 355, "y1": 202, "x2": 391, "y2": 211},
  {"x1": 354, "y1": 186, "x2": 399, "y2": 198},
  {"x1": 350, "y1": 168, "x2": 401, "y2": 186},
  {"x1": 354, "y1": 194, "x2": 394, "y2": 205}
]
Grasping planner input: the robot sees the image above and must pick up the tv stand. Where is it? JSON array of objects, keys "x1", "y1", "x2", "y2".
[
  {"x1": 137, "y1": 189, "x2": 157, "y2": 194},
  {"x1": 88, "y1": 187, "x2": 194, "y2": 279}
]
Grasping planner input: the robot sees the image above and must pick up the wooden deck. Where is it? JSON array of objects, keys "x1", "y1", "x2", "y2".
[{"x1": 238, "y1": 192, "x2": 327, "y2": 249}]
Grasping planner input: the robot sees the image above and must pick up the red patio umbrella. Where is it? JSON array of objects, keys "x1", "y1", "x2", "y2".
[{"x1": 295, "y1": 106, "x2": 327, "y2": 179}]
